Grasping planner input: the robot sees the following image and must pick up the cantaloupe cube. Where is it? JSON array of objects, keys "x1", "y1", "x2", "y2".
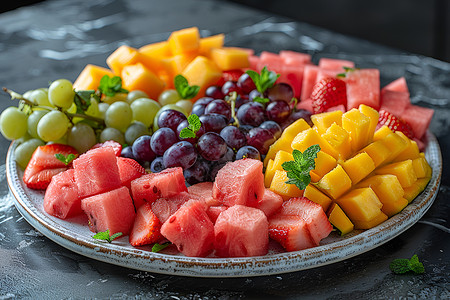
[
  {"x1": 138, "y1": 41, "x2": 171, "y2": 73},
  {"x1": 341, "y1": 152, "x2": 375, "y2": 184},
  {"x1": 403, "y1": 177, "x2": 431, "y2": 203},
  {"x1": 380, "y1": 132, "x2": 409, "y2": 162},
  {"x1": 291, "y1": 128, "x2": 339, "y2": 159},
  {"x1": 264, "y1": 159, "x2": 275, "y2": 188},
  {"x1": 161, "y1": 52, "x2": 197, "y2": 78},
  {"x1": 342, "y1": 108, "x2": 371, "y2": 153},
  {"x1": 335, "y1": 188, "x2": 383, "y2": 222},
  {"x1": 73, "y1": 64, "x2": 114, "y2": 91},
  {"x1": 168, "y1": 27, "x2": 200, "y2": 55},
  {"x1": 375, "y1": 160, "x2": 417, "y2": 188},
  {"x1": 373, "y1": 125, "x2": 393, "y2": 141},
  {"x1": 358, "y1": 104, "x2": 379, "y2": 143},
  {"x1": 321, "y1": 123, "x2": 352, "y2": 160},
  {"x1": 106, "y1": 45, "x2": 141, "y2": 75},
  {"x1": 269, "y1": 170, "x2": 304, "y2": 201},
  {"x1": 360, "y1": 140, "x2": 391, "y2": 168},
  {"x1": 304, "y1": 184, "x2": 332, "y2": 211},
  {"x1": 393, "y1": 134, "x2": 420, "y2": 162},
  {"x1": 181, "y1": 56, "x2": 222, "y2": 98},
  {"x1": 121, "y1": 63, "x2": 165, "y2": 100},
  {"x1": 327, "y1": 203, "x2": 354, "y2": 235},
  {"x1": 312, "y1": 151, "x2": 337, "y2": 178},
  {"x1": 352, "y1": 212, "x2": 388, "y2": 230},
  {"x1": 211, "y1": 47, "x2": 250, "y2": 71},
  {"x1": 316, "y1": 165, "x2": 352, "y2": 199},
  {"x1": 198, "y1": 34, "x2": 225, "y2": 57},
  {"x1": 311, "y1": 111, "x2": 343, "y2": 134}
]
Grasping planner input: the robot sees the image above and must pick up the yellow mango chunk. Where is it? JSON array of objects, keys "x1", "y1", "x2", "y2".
[
  {"x1": 181, "y1": 56, "x2": 222, "y2": 98},
  {"x1": 341, "y1": 152, "x2": 375, "y2": 184},
  {"x1": 264, "y1": 159, "x2": 275, "y2": 187},
  {"x1": 269, "y1": 170, "x2": 304, "y2": 201},
  {"x1": 352, "y1": 212, "x2": 388, "y2": 230},
  {"x1": 121, "y1": 63, "x2": 165, "y2": 100},
  {"x1": 403, "y1": 177, "x2": 431, "y2": 203},
  {"x1": 321, "y1": 123, "x2": 352, "y2": 160},
  {"x1": 106, "y1": 45, "x2": 141, "y2": 75},
  {"x1": 380, "y1": 132, "x2": 409, "y2": 162},
  {"x1": 359, "y1": 140, "x2": 391, "y2": 168},
  {"x1": 282, "y1": 118, "x2": 311, "y2": 140},
  {"x1": 73, "y1": 64, "x2": 114, "y2": 91},
  {"x1": 420, "y1": 153, "x2": 432, "y2": 178},
  {"x1": 211, "y1": 47, "x2": 250, "y2": 71},
  {"x1": 412, "y1": 157, "x2": 430, "y2": 179},
  {"x1": 304, "y1": 184, "x2": 332, "y2": 212},
  {"x1": 358, "y1": 104, "x2": 379, "y2": 143},
  {"x1": 327, "y1": 203, "x2": 354, "y2": 235},
  {"x1": 198, "y1": 34, "x2": 225, "y2": 57},
  {"x1": 335, "y1": 187, "x2": 383, "y2": 222},
  {"x1": 311, "y1": 110, "x2": 342, "y2": 134},
  {"x1": 316, "y1": 165, "x2": 352, "y2": 199},
  {"x1": 375, "y1": 160, "x2": 417, "y2": 188},
  {"x1": 373, "y1": 125, "x2": 393, "y2": 141},
  {"x1": 313, "y1": 151, "x2": 337, "y2": 178},
  {"x1": 342, "y1": 108, "x2": 371, "y2": 153},
  {"x1": 291, "y1": 128, "x2": 339, "y2": 159},
  {"x1": 168, "y1": 27, "x2": 200, "y2": 55},
  {"x1": 394, "y1": 136, "x2": 420, "y2": 162}
]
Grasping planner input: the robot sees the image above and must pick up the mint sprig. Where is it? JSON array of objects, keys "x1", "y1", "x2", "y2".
[
  {"x1": 73, "y1": 90, "x2": 99, "y2": 114},
  {"x1": 174, "y1": 74, "x2": 199, "y2": 100},
  {"x1": 98, "y1": 75, "x2": 128, "y2": 97},
  {"x1": 282, "y1": 144, "x2": 321, "y2": 190},
  {"x1": 152, "y1": 242, "x2": 171, "y2": 253},
  {"x1": 92, "y1": 229, "x2": 123, "y2": 243},
  {"x1": 54, "y1": 153, "x2": 76, "y2": 165},
  {"x1": 390, "y1": 255, "x2": 425, "y2": 274},
  {"x1": 246, "y1": 66, "x2": 280, "y2": 103},
  {"x1": 179, "y1": 114, "x2": 202, "y2": 139}
]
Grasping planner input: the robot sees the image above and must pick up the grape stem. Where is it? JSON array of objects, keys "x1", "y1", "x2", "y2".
[{"x1": 227, "y1": 91, "x2": 239, "y2": 127}]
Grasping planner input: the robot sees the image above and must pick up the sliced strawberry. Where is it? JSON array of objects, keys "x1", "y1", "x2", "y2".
[
  {"x1": 117, "y1": 157, "x2": 146, "y2": 188},
  {"x1": 23, "y1": 144, "x2": 78, "y2": 190},
  {"x1": 268, "y1": 215, "x2": 316, "y2": 251},
  {"x1": 377, "y1": 109, "x2": 415, "y2": 139},
  {"x1": 216, "y1": 69, "x2": 244, "y2": 86},
  {"x1": 92, "y1": 140, "x2": 122, "y2": 156},
  {"x1": 311, "y1": 77, "x2": 347, "y2": 114},
  {"x1": 129, "y1": 203, "x2": 163, "y2": 247}
]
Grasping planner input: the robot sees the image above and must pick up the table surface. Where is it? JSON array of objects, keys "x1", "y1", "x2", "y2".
[{"x1": 0, "y1": 0, "x2": 449, "y2": 298}]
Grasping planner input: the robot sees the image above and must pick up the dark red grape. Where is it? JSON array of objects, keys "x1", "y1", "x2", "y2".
[
  {"x1": 183, "y1": 157, "x2": 210, "y2": 185},
  {"x1": 197, "y1": 132, "x2": 228, "y2": 161},
  {"x1": 163, "y1": 141, "x2": 197, "y2": 169},
  {"x1": 190, "y1": 97, "x2": 215, "y2": 117},
  {"x1": 237, "y1": 73, "x2": 256, "y2": 94},
  {"x1": 205, "y1": 99, "x2": 231, "y2": 120},
  {"x1": 176, "y1": 119, "x2": 206, "y2": 144},
  {"x1": 260, "y1": 120, "x2": 282, "y2": 139},
  {"x1": 205, "y1": 86, "x2": 224, "y2": 99},
  {"x1": 199, "y1": 113, "x2": 228, "y2": 133},
  {"x1": 248, "y1": 89, "x2": 262, "y2": 101},
  {"x1": 266, "y1": 82, "x2": 294, "y2": 103},
  {"x1": 132, "y1": 135, "x2": 156, "y2": 162},
  {"x1": 150, "y1": 128, "x2": 178, "y2": 156},
  {"x1": 157, "y1": 109, "x2": 187, "y2": 132},
  {"x1": 195, "y1": 97, "x2": 215, "y2": 106},
  {"x1": 246, "y1": 127, "x2": 276, "y2": 155},
  {"x1": 220, "y1": 125, "x2": 247, "y2": 150},
  {"x1": 218, "y1": 146, "x2": 235, "y2": 163},
  {"x1": 238, "y1": 124, "x2": 254, "y2": 136},
  {"x1": 121, "y1": 146, "x2": 135, "y2": 159},
  {"x1": 150, "y1": 156, "x2": 165, "y2": 173},
  {"x1": 266, "y1": 100, "x2": 291, "y2": 123},
  {"x1": 222, "y1": 81, "x2": 241, "y2": 96},
  {"x1": 237, "y1": 102, "x2": 266, "y2": 126},
  {"x1": 235, "y1": 94, "x2": 250, "y2": 108},
  {"x1": 235, "y1": 146, "x2": 261, "y2": 160}
]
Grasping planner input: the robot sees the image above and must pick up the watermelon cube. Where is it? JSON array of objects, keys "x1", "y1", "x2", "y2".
[
  {"x1": 117, "y1": 157, "x2": 146, "y2": 189},
  {"x1": 151, "y1": 191, "x2": 195, "y2": 223},
  {"x1": 214, "y1": 205, "x2": 269, "y2": 257},
  {"x1": 301, "y1": 65, "x2": 320, "y2": 101},
  {"x1": 248, "y1": 55, "x2": 260, "y2": 70},
  {"x1": 279, "y1": 50, "x2": 311, "y2": 65},
  {"x1": 400, "y1": 105, "x2": 434, "y2": 139},
  {"x1": 160, "y1": 200, "x2": 215, "y2": 257},
  {"x1": 381, "y1": 77, "x2": 409, "y2": 94},
  {"x1": 44, "y1": 169, "x2": 81, "y2": 219},
  {"x1": 380, "y1": 90, "x2": 411, "y2": 116},
  {"x1": 81, "y1": 186, "x2": 136, "y2": 235},
  {"x1": 279, "y1": 64, "x2": 304, "y2": 98},
  {"x1": 187, "y1": 182, "x2": 220, "y2": 206},
  {"x1": 256, "y1": 188, "x2": 283, "y2": 217},
  {"x1": 345, "y1": 69, "x2": 380, "y2": 110},
  {"x1": 318, "y1": 58, "x2": 355, "y2": 70},
  {"x1": 73, "y1": 146, "x2": 122, "y2": 198},
  {"x1": 207, "y1": 205, "x2": 228, "y2": 224}
]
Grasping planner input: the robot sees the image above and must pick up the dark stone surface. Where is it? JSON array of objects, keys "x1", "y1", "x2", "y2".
[{"x1": 0, "y1": 0, "x2": 448, "y2": 298}]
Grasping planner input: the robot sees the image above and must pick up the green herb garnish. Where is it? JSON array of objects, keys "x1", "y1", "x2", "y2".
[
  {"x1": 337, "y1": 66, "x2": 357, "y2": 78},
  {"x1": 54, "y1": 153, "x2": 76, "y2": 165},
  {"x1": 73, "y1": 90, "x2": 99, "y2": 114},
  {"x1": 152, "y1": 242, "x2": 171, "y2": 253},
  {"x1": 174, "y1": 74, "x2": 200, "y2": 100},
  {"x1": 98, "y1": 75, "x2": 128, "y2": 97},
  {"x1": 179, "y1": 114, "x2": 202, "y2": 139},
  {"x1": 281, "y1": 144, "x2": 321, "y2": 190},
  {"x1": 390, "y1": 255, "x2": 425, "y2": 274},
  {"x1": 92, "y1": 229, "x2": 123, "y2": 243},
  {"x1": 246, "y1": 66, "x2": 280, "y2": 103}
]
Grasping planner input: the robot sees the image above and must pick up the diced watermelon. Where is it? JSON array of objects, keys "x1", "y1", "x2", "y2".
[
  {"x1": 345, "y1": 69, "x2": 380, "y2": 110},
  {"x1": 130, "y1": 167, "x2": 187, "y2": 209},
  {"x1": 92, "y1": 140, "x2": 122, "y2": 156},
  {"x1": 214, "y1": 205, "x2": 268, "y2": 257},
  {"x1": 81, "y1": 186, "x2": 136, "y2": 235},
  {"x1": 296, "y1": 98, "x2": 314, "y2": 113},
  {"x1": 268, "y1": 215, "x2": 316, "y2": 251},
  {"x1": 207, "y1": 205, "x2": 228, "y2": 224},
  {"x1": 117, "y1": 157, "x2": 146, "y2": 189},
  {"x1": 160, "y1": 200, "x2": 215, "y2": 257},
  {"x1": 279, "y1": 50, "x2": 311, "y2": 65},
  {"x1": 151, "y1": 191, "x2": 196, "y2": 223},
  {"x1": 129, "y1": 202, "x2": 162, "y2": 247},
  {"x1": 187, "y1": 182, "x2": 220, "y2": 206},
  {"x1": 315, "y1": 69, "x2": 340, "y2": 83},
  {"x1": 381, "y1": 77, "x2": 409, "y2": 94},
  {"x1": 256, "y1": 188, "x2": 283, "y2": 217},
  {"x1": 400, "y1": 105, "x2": 434, "y2": 139},
  {"x1": 380, "y1": 90, "x2": 411, "y2": 116},
  {"x1": 248, "y1": 55, "x2": 260, "y2": 70},
  {"x1": 279, "y1": 64, "x2": 304, "y2": 98},
  {"x1": 301, "y1": 65, "x2": 320, "y2": 101},
  {"x1": 44, "y1": 169, "x2": 81, "y2": 219},
  {"x1": 73, "y1": 146, "x2": 122, "y2": 198},
  {"x1": 325, "y1": 104, "x2": 346, "y2": 113},
  {"x1": 318, "y1": 58, "x2": 355, "y2": 70},
  {"x1": 213, "y1": 158, "x2": 265, "y2": 207},
  {"x1": 257, "y1": 51, "x2": 284, "y2": 73}
]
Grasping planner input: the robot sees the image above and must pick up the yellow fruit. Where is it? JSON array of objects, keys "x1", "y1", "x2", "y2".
[
  {"x1": 106, "y1": 45, "x2": 141, "y2": 76},
  {"x1": 392, "y1": 132, "x2": 420, "y2": 162},
  {"x1": 211, "y1": 47, "x2": 250, "y2": 70},
  {"x1": 380, "y1": 132, "x2": 409, "y2": 162},
  {"x1": 311, "y1": 110, "x2": 342, "y2": 134},
  {"x1": 311, "y1": 151, "x2": 337, "y2": 178},
  {"x1": 342, "y1": 108, "x2": 371, "y2": 153},
  {"x1": 269, "y1": 170, "x2": 304, "y2": 201},
  {"x1": 321, "y1": 123, "x2": 352, "y2": 160},
  {"x1": 304, "y1": 184, "x2": 332, "y2": 211},
  {"x1": 198, "y1": 34, "x2": 225, "y2": 57},
  {"x1": 121, "y1": 63, "x2": 165, "y2": 100},
  {"x1": 335, "y1": 187, "x2": 383, "y2": 222},
  {"x1": 73, "y1": 64, "x2": 114, "y2": 91},
  {"x1": 341, "y1": 152, "x2": 375, "y2": 184},
  {"x1": 373, "y1": 125, "x2": 392, "y2": 141},
  {"x1": 358, "y1": 104, "x2": 379, "y2": 144},
  {"x1": 352, "y1": 212, "x2": 388, "y2": 230},
  {"x1": 264, "y1": 150, "x2": 293, "y2": 187},
  {"x1": 168, "y1": 27, "x2": 200, "y2": 55},
  {"x1": 291, "y1": 128, "x2": 339, "y2": 159},
  {"x1": 375, "y1": 160, "x2": 417, "y2": 188},
  {"x1": 403, "y1": 177, "x2": 431, "y2": 203},
  {"x1": 327, "y1": 203, "x2": 354, "y2": 235},
  {"x1": 359, "y1": 140, "x2": 391, "y2": 168},
  {"x1": 316, "y1": 165, "x2": 352, "y2": 199},
  {"x1": 412, "y1": 157, "x2": 431, "y2": 179},
  {"x1": 181, "y1": 56, "x2": 222, "y2": 99}
]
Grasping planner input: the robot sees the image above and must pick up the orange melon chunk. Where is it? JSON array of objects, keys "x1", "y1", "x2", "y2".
[
  {"x1": 211, "y1": 47, "x2": 250, "y2": 71},
  {"x1": 168, "y1": 27, "x2": 200, "y2": 55},
  {"x1": 121, "y1": 63, "x2": 165, "y2": 100},
  {"x1": 198, "y1": 34, "x2": 225, "y2": 57},
  {"x1": 73, "y1": 64, "x2": 114, "y2": 91},
  {"x1": 181, "y1": 56, "x2": 222, "y2": 99},
  {"x1": 106, "y1": 45, "x2": 141, "y2": 75}
]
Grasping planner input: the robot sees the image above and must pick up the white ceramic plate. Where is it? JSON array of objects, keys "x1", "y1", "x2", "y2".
[{"x1": 6, "y1": 132, "x2": 442, "y2": 277}]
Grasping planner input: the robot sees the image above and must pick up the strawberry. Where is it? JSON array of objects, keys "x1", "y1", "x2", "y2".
[
  {"x1": 216, "y1": 69, "x2": 244, "y2": 86},
  {"x1": 92, "y1": 140, "x2": 122, "y2": 156},
  {"x1": 268, "y1": 214, "x2": 316, "y2": 251},
  {"x1": 311, "y1": 77, "x2": 347, "y2": 114},
  {"x1": 129, "y1": 203, "x2": 163, "y2": 247},
  {"x1": 377, "y1": 109, "x2": 415, "y2": 139},
  {"x1": 116, "y1": 157, "x2": 146, "y2": 188},
  {"x1": 23, "y1": 144, "x2": 78, "y2": 190}
]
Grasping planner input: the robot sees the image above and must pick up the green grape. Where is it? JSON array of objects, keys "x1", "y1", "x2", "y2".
[
  {"x1": 29, "y1": 89, "x2": 52, "y2": 107},
  {"x1": 152, "y1": 104, "x2": 187, "y2": 132},
  {"x1": 98, "y1": 102, "x2": 109, "y2": 119},
  {"x1": 23, "y1": 90, "x2": 34, "y2": 100},
  {"x1": 16, "y1": 132, "x2": 32, "y2": 145},
  {"x1": 175, "y1": 99, "x2": 193, "y2": 115},
  {"x1": 125, "y1": 121, "x2": 150, "y2": 145},
  {"x1": 158, "y1": 89, "x2": 181, "y2": 106},
  {"x1": 100, "y1": 127, "x2": 125, "y2": 145},
  {"x1": 127, "y1": 90, "x2": 149, "y2": 104},
  {"x1": 67, "y1": 122, "x2": 97, "y2": 153},
  {"x1": 48, "y1": 79, "x2": 75, "y2": 109},
  {"x1": 86, "y1": 97, "x2": 101, "y2": 118},
  {"x1": 130, "y1": 98, "x2": 161, "y2": 127},
  {"x1": 105, "y1": 101, "x2": 132, "y2": 132},
  {"x1": 37, "y1": 110, "x2": 70, "y2": 142},
  {"x1": 14, "y1": 138, "x2": 45, "y2": 169},
  {"x1": 102, "y1": 93, "x2": 128, "y2": 104},
  {"x1": 27, "y1": 110, "x2": 48, "y2": 138},
  {"x1": 0, "y1": 107, "x2": 28, "y2": 140}
]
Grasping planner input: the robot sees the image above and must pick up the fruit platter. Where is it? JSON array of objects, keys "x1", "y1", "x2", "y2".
[{"x1": 3, "y1": 27, "x2": 442, "y2": 277}]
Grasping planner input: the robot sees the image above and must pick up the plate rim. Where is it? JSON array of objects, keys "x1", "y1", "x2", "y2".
[{"x1": 6, "y1": 131, "x2": 442, "y2": 277}]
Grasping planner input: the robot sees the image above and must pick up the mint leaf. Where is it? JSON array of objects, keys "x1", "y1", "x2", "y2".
[
  {"x1": 179, "y1": 127, "x2": 196, "y2": 139},
  {"x1": 73, "y1": 90, "x2": 95, "y2": 114},
  {"x1": 390, "y1": 255, "x2": 425, "y2": 274},
  {"x1": 179, "y1": 114, "x2": 202, "y2": 139},
  {"x1": 409, "y1": 255, "x2": 425, "y2": 274},
  {"x1": 98, "y1": 75, "x2": 128, "y2": 97},
  {"x1": 54, "y1": 153, "x2": 76, "y2": 165},
  {"x1": 174, "y1": 74, "x2": 199, "y2": 100},
  {"x1": 253, "y1": 96, "x2": 270, "y2": 104},
  {"x1": 245, "y1": 67, "x2": 279, "y2": 104},
  {"x1": 152, "y1": 242, "x2": 171, "y2": 253},
  {"x1": 281, "y1": 145, "x2": 320, "y2": 190},
  {"x1": 92, "y1": 229, "x2": 122, "y2": 243}
]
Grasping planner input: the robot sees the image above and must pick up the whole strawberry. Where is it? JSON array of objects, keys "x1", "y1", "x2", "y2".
[
  {"x1": 311, "y1": 77, "x2": 347, "y2": 113},
  {"x1": 377, "y1": 109, "x2": 415, "y2": 139}
]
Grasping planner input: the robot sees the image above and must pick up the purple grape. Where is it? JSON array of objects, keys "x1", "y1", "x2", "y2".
[
  {"x1": 191, "y1": 104, "x2": 206, "y2": 116},
  {"x1": 132, "y1": 135, "x2": 156, "y2": 162},
  {"x1": 195, "y1": 97, "x2": 215, "y2": 107},
  {"x1": 199, "y1": 113, "x2": 228, "y2": 133},
  {"x1": 246, "y1": 127, "x2": 276, "y2": 155},
  {"x1": 238, "y1": 124, "x2": 254, "y2": 136},
  {"x1": 150, "y1": 128, "x2": 178, "y2": 156},
  {"x1": 260, "y1": 120, "x2": 282, "y2": 139},
  {"x1": 150, "y1": 156, "x2": 165, "y2": 173},
  {"x1": 209, "y1": 162, "x2": 226, "y2": 181},
  {"x1": 197, "y1": 132, "x2": 228, "y2": 161},
  {"x1": 218, "y1": 147, "x2": 235, "y2": 163},
  {"x1": 281, "y1": 109, "x2": 313, "y2": 129},
  {"x1": 121, "y1": 146, "x2": 135, "y2": 159},
  {"x1": 222, "y1": 81, "x2": 241, "y2": 96},
  {"x1": 220, "y1": 125, "x2": 247, "y2": 150},
  {"x1": 237, "y1": 73, "x2": 256, "y2": 94},
  {"x1": 266, "y1": 100, "x2": 291, "y2": 123},
  {"x1": 205, "y1": 86, "x2": 224, "y2": 99},
  {"x1": 183, "y1": 157, "x2": 210, "y2": 185},
  {"x1": 266, "y1": 82, "x2": 294, "y2": 103},
  {"x1": 205, "y1": 99, "x2": 231, "y2": 120},
  {"x1": 163, "y1": 141, "x2": 197, "y2": 169},
  {"x1": 235, "y1": 146, "x2": 261, "y2": 160},
  {"x1": 176, "y1": 119, "x2": 206, "y2": 144},
  {"x1": 158, "y1": 109, "x2": 187, "y2": 132},
  {"x1": 235, "y1": 94, "x2": 251, "y2": 108},
  {"x1": 236, "y1": 102, "x2": 266, "y2": 126},
  {"x1": 248, "y1": 89, "x2": 262, "y2": 101}
]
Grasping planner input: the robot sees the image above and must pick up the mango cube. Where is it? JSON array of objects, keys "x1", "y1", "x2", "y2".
[
  {"x1": 282, "y1": 118, "x2": 311, "y2": 140},
  {"x1": 121, "y1": 63, "x2": 165, "y2": 100},
  {"x1": 211, "y1": 47, "x2": 250, "y2": 70},
  {"x1": 291, "y1": 128, "x2": 339, "y2": 159},
  {"x1": 352, "y1": 212, "x2": 388, "y2": 230},
  {"x1": 269, "y1": 170, "x2": 304, "y2": 201},
  {"x1": 335, "y1": 187, "x2": 383, "y2": 222},
  {"x1": 341, "y1": 152, "x2": 375, "y2": 184},
  {"x1": 321, "y1": 123, "x2": 352, "y2": 160},
  {"x1": 106, "y1": 45, "x2": 141, "y2": 75},
  {"x1": 394, "y1": 136, "x2": 420, "y2": 162},
  {"x1": 359, "y1": 140, "x2": 391, "y2": 168},
  {"x1": 311, "y1": 110, "x2": 342, "y2": 134},
  {"x1": 312, "y1": 151, "x2": 337, "y2": 178},
  {"x1": 403, "y1": 177, "x2": 431, "y2": 203},
  {"x1": 168, "y1": 27, "x2": 200, "y2": 55},
  {"x1": 342, "y1": 108, "x2": 371, "y2": 153},
  {"x1": 181, "y1": 56, "x2": 222, "y2": 98},
  {"x1": 358, "y1": 104, "x2": 379, "y2": 143},
  {"x1": 316, "y1": 165, "x2": 352, "y2": 199},
  {"x1": 375, "y1": 160, "x2": 417, "y2": 188},
  {"x1": 327, "y1": 203, "x2": 354, "y2": 235},
  {"x1": 73, "y1": 64, "x2": 114, "y2": 91},
  {"x1": 373, "y1": 125, "x2": 393, "y2": 141},
  {"x1": 412, "y1": 157, "x2": 431, "y2": 179},
  {"x1": 198, "y1": 34, "x2": 225, "y2": 57},
  {"x1": 264, "y1": 159, "x2": 275, "y2": 187},
  {"x1": 380, "y1": 132, "x2": 409, "y2": 162},
  {"x1": 304, "y1": 184, "x2": 332, "y2": 211}
]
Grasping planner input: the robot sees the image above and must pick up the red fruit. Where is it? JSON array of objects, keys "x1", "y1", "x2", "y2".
[
  {"x1": 92, "y1": 140, "x2": 122, "y2": 156},
  {"x1": 377, "y1": 109, "x2": 415, "y2": 139},
  {"x1": 129, "y1": 203, "x2": 163, "y2": 247},
  {"x1": 216, "y1": 69, "x2": 244, "y2": 86},
  {"x1": 44, "y1": 169, "x2": 81, "y2": 219},
  {"x1": 268, "y1": 215, "x2": 316, "y2": 252},
  {"x1": 117, "y1": 157, "x2": 146, "y2": 188},
  {"x1": 311, "y1": 77, "x2": 347, "y2": 114},
  {"x1": 23, "y1": 144, "x2": 78, "y2": 190}
]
